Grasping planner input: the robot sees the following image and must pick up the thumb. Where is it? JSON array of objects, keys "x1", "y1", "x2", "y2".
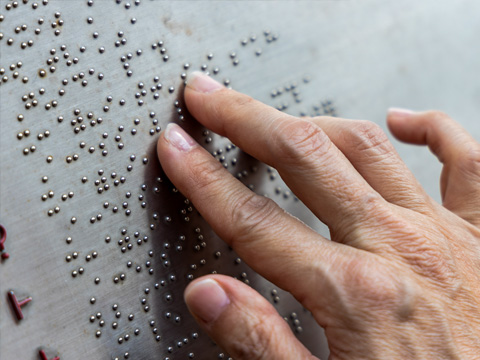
[{"x1": 184, "y1": 275, "x2": 316, "y2": 360}]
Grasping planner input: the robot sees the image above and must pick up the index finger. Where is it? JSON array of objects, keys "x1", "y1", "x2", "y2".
[{"x1": 184, "y1": 72, "x2": 387, "y2": 238}]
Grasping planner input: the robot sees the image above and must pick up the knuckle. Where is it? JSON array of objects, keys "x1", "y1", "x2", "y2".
[
  {"x1": 228, "y1": 194, "x2": 278, "y2": 247},
  {"x1": 348, "y1": 190, "x2": 386, "y2": 222},
  {"x1": 351, "y1": 120, "x2": 393, "y2": 157},
  {"x1": 274, "y1": 120, "x2": 331, "y2": 164},
  {"x1": 421, "y1": 111, "x2": 452, "y2": 155},
  {"x1": 188, "y1": 156, "x2": 225, "y2": 195},
  {"x1": 407, "y1": 245, "x2": 454, "y2": 282},
  {"x1": 210, "y1": 91, "x2": 256, "y2": 128},
  {"x1": 384, "y1": 220, "x2": 458, "y2": 285},
  {"x1": 458, "y1": 146, "x2": 480, "y2": 175},
  {"x1": 216, "y1": 91, "x2": 254, "y2": 116},
  {"x1": 425, "y1": 110, "x2": 451, "y2": 124},
  {"x1": 228, "y1": 315, "x2": 275, "y2": 360},
  {"x1": 341, "y1": 259, "x2": 422, "y2": 321},
  {"x1": 342, "y1": 259, "x2": 401, "y2": 306},
  {"x1": 231, "y1": 92, "x2": 256, "y2": 108}
]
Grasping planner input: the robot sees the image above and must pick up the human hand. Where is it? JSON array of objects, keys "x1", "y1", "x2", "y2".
[{"x1": 157, "y1": 72, "x2": 480, "y2": 359}]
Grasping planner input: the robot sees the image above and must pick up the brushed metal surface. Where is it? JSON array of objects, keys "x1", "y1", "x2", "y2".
[{"x1": 1, "y1": 1, "x2": 479, "y2": 359}]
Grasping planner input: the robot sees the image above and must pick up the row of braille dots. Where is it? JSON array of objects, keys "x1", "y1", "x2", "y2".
[
  {"x1": 202, "y1": 130, "x2": 261, "y2": 183},
  {"x1": 43, "y1": 191, "x2": 74, "y2": 215},
  {"x1": 114, "y1": 228, "x2": 153, "y2": 255},
  {"x1": 66, "y1": 250, "x2": 98, "y2": 278},
  {"x1": 0, "y1": 17, "x2": 75, "y2": 85},
  {"x1": 114, "y1": 0, "x2": 141, "y2": 9},
  {"x1": 0, "y1": 61, "x2": 28, "y2": 84},
  {"x1": 134, "y1": 76, "x2": 165, "y2": 108},
  {"x1": 151, "y1": 40, "x2": 169, "y2": 63},
  {"x1": 155, "y1": 333, "x2": 198, "y2": 359},
  {"x1": 88, "y1": 18, "x2": 130, "y2": 50},
  {"x1": 86, "y1": 0, "x2": 138, "y2": 25},
  {"x1": 271, "y1": 77, "x2": 311, "y2": 111},
  {"x1": 1, "y1": 9, "x2": 63, "y2": 54},
  {"x1": 116, "y1": 38, "x2": 170, "y2": 78},
  {"x1": 0, "y1": 1, "x2": 49, "y2": 48},
  {"x1": 177, "y1": 197, "x2": 194, "y2": 223},
  {"x1": 186, "y1": 249, "x2": 246, "y2": 282},
  {"x1": 266, "y1": 167, "x2": 298, "y2": 201},
  {"x1": 17, "y1": 118, "x2": 50, "y2": 155},
  {"x1": 186, "y1": 244, "x2": 243, "y2": 282},
  {"x1": 45, "y1": 47, "x2": 101, "y2": 98},
  {"x1": 62, "y1": 112, "x2": 141, "y2": 174},
  {"x1": 271, "y1": 288, "x2": 281, "y2": 304},
  {"x1": 42, "y1": 152, "x2": 159, "y2": 219},
  {"x1": 3, "y1": 0, "x2": 49, "y2": 11},
  {"x1": 120, "y1": 48, "x2": 144, "y2": 80},
  {"x1": 91, "y1": 172, "x2": 154, "y2": 222},
  {"x1": 28, "y1": 45, "x2": 93, "y2": 115},
  {"x1": 144, "y1": 106, "x2": 164, "y2": 135},
  {"x1": 309, "y1": 100, "x2": 336, "y2": 117},
  {"x1": 236, "y1": 165, "x2": 260, "y2": 188},
  {"x1": 38, "y1": 176, "x2": 76, "y2": 216},
  {"x1": 19, "y1": 44, "x2": 98, "y2": 114},
  {"x1": 89, "y1": 304, "x2": 139, "y2": 341},
  {"x1": 67, "y1": 102, "x2": 117, "y2": 137},
  {"x1": 187, "y1": 228, "x2": 216, "y2": 278},
  {"x1": 69, "y1": 162, "x2": 163, "y2": 227},
  {"x1": 60, "y1": 95, "x2": 105, "y2": 134},
  {"x1": 73, "y1": 112, "x2": 123, "y2": 150},
  {"x1": 209, "y1": 137, "x2": 241, "y2": 169},
  {"x1": 285, "y1": 311, "x2": 304, "y2": 334},
  {"x1": 81, "y1": 169, "x2": 127, "y2": 222},
  {"x1": 178, "y1": 52, "x2": 234, "y2": 88},
  {"x1": 227, "y1": 30, "x2": 278, "y2": 68},
  {"x1": 239, "y1": 33, "x2": 263, "y2": 57},
  {"x1": 179, "y1": 53, "x2": 223, "y2": 84},
  {"x1": 148, "y1": 289, "x2": 202, "y2": 351},
  {"x1": 20, "y1": 87, "x2": 48, "y2": 110},
  {"x1": 235, "y1": 271, "x2": 250, "y2": 285},
  {"x1": 139, "y1": 296, "x2": 183, "y2": 324}
]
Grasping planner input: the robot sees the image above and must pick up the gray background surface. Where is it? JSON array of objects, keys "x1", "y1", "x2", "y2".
[{"x1": 1, "y1": 1, "x2": 479, "y2": 359}]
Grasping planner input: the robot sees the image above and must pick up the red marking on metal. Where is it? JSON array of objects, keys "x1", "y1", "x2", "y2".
[
  {"x1": 7, "y1": 290, "x2": 32, "y2": 321},
  {"x1": 39, "y1": 349, "x2": 60, "y2": 360},
  {"x1": 0, "y1": 224, "x2": 8, "y2": 260}
]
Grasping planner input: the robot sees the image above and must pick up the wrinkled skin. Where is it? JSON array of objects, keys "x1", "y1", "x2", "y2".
[{"x1": 157, "y1": 72, "x2": 480, "y2": 360}]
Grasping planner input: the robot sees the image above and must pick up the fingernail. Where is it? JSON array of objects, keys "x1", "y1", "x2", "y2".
[
  {"x1": 184, "y1": 279, "x2": 230, "y2": 323},
  {"x1": 164, "y1": 123, "x2": 196, "y2": 152},
  {"x1": 187, "y1": 71, "x2": 223, "y2": 93},
  {"x1": 388, "y1": 107, "x2": 415, "y2": 118}
]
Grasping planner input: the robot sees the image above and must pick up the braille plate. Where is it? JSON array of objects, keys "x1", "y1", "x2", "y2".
[{"x1": 1, "y1": 1, "x2": 480, "y2": 359}]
